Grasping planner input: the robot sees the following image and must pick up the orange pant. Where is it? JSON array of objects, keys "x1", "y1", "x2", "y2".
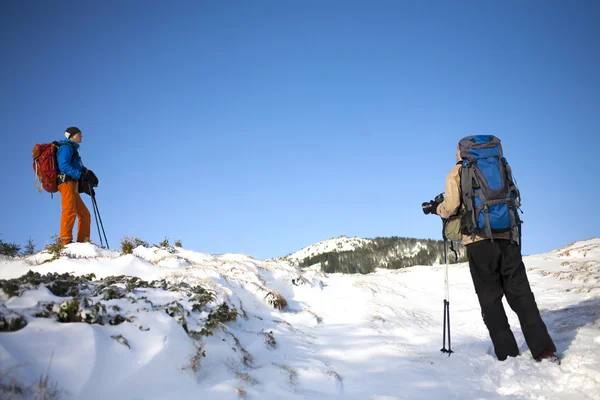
[{"x1": 58, "y1": 181, "x2": 91, "y2": 245}]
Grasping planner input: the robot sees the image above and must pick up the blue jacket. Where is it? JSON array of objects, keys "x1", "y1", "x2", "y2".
[{"x1": 57, "y1": 139, "x2": 84, "y2": 179}]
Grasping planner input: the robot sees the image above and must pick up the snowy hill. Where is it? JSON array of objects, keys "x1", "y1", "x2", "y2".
[
  {"x1": 0, "y1": 238, "x2": 599, "y2": 399},
  {"x1": 282, "y1": 235, "x2": 466, "y2": 273},
  {"x1": 280, "y1": 235, "x2": 372, "y2": 264}
]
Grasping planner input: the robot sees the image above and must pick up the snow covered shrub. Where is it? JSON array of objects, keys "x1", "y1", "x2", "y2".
[
  {"x1": 1, "y1": 271, "x2": 234, "y2": 348},
  {"x1": 190, "y1": 285, "x2": 215, "y2": 311},
  {"x1": 199, "y1": 303, "x2": 238, "y2": 336},
  {"x1": 265, "y1": 291, "x2": 288, "y2": 310},
  {"x1": 47, "y1": 273, "x2": 95, "y2": 297},
  {"x1": 0, "y1": 281, "x2": 19, "y2": 298},
  {"x1": 155, "y1": 237, "x2": 176, "y2": 254},
  {"x1": 120, "y1": 236, "x2": 148, "y2": 255},
  {"x1": 100, "y1": 286, "x2": 127, "y2": 301},
  {"x1": 0, "y1": 271, "x2": 94, "y2": 299},
  {"x1": 43, "y1": 235, "x2": 64, "y2": 263},
  {"x1": 57, "y1": 299, "x2": 82, "y2": 323},
  {"x1": 0, "y1": 307, "x2": 27, "y2": 332}
]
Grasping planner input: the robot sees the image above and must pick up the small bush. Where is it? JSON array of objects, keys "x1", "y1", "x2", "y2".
[
  {"x1": 120, "y1": 239, "x2": 134, "y2": 255},
  {"x1": 101, "y1": 286, "x2": 126, "y2": 301},
  {"x1": 190, "y1": 286, "x2": 215, "y2": 312},
  {"x1": 200, "y1": 303, "x2": 238, "y2": 336},
  {"x1": 133, "y1": 237, "x2": 149, "y2": 247},
  {"x1": 265, "y1": 291, "x2": 288, "y2": 310},
  {"x1": 109, "y1": 315, "x2": 126, "y2": 325},
  {"x1": 125, "y1": 276, "x2": 150, "y2": 292},
  {"x1": 57, "y1": 298, "x2": 82, "y2": 323},
  {"x1": 155, "y1": 237, "x2": 176, "y2": 254},
  {"x1": 157, "y1": 237, "x2": 170, "y2": 248},
  {"x1": 43, "y1": 235, "x2": 65, "y2": 263},
  {"x1": 0, "y1": 281, "x2": 19, "y2": 298},
  {"x1": 174, "y1": 239, "x2": 183, "y2": 247},
  {"x1": 120, "y1": 236, "x2": 148, "y2": 255},
  {"x1": 0, "y1": 239, "x2": 21, "y2": 257},
  {"x1": 0, "y1": 312, "x2": 27, "y2": 332}
]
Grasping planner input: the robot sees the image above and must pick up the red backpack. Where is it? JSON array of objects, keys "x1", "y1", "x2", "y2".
[{"x1": 33, "y1": 141, "x2": 62, "y2": 194}]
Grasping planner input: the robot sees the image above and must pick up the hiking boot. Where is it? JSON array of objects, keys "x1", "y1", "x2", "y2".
[{"x1": 535, "y1": 350, "x2": 559, "y2": 363}]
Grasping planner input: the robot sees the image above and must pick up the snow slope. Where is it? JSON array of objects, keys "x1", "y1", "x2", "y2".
[
  {"x1": 281, "y1": 235, "x2": 371, "y2": 264},
  {"x1": 0, "y1": 238, "x2": 599, "y2": 399}
]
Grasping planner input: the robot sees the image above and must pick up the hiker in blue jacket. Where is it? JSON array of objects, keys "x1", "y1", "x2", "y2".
[{"x1": 57, "y1": 127, "x2": 91, "y2": 245}]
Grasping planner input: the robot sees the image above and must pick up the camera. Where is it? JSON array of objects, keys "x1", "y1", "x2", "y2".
[{"x1": 422, "y1": 193, "x2": 444, "y2": 215}]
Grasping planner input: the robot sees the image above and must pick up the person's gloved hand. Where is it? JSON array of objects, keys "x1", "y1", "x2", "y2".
[
  {"x1": 429, "y1": 200, "x2": 440, "y2": 215},
  {"x1": 82, "y1": 169, "x2": 99, "y2": 187}
]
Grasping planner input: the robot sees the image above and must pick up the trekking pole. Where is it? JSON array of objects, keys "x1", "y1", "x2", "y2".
[
  {"x1": 88, "y1": 183, "x2": 104, "y2": 248},
  {"x1": 441, "y1": 223, "x2": 454, "y2": 355},
  {"x1": 89, "y1": 184, "x2": 109, "y2": 249},
  {"x1": 518, "y1": 221, "x2": 523, "y2": 253},
  {"x1": 92, "y1": 195, "x2": 109, "y2": 249}
]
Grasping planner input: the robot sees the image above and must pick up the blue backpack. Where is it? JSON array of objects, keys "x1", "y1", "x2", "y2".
[{"x1": 458, "y1": 135, "x2": 521, "y2": 241}]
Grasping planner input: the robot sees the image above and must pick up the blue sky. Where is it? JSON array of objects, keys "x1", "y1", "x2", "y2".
[{"x1": 1, "y1": 1, "x2": 598, "y2": 259}]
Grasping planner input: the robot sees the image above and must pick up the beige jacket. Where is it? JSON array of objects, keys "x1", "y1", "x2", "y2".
[{"x1": 436, "y1": 151, "x2": 515, "y2": 246}]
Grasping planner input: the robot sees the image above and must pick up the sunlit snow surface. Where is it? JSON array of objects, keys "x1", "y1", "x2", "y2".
[{"x1": 1, "y1": 239, "x2": 599, "y2": 399}]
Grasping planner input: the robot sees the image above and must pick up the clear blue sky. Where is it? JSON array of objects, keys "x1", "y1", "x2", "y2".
[{"x1": 1, "y1": 1, "x2": 598, "y2": 259}]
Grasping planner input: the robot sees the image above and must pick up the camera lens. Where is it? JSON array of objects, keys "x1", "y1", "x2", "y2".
[{"x1": 422, "y1": 202, "x2": 431, "y2": 215}]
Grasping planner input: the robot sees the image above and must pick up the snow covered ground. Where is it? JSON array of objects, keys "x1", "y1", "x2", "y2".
[{"x1": 0, "y1": 238, "x2": 599, "y2": 399}]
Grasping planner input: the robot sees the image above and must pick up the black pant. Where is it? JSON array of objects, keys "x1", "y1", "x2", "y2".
[{"x1": 466, "y1": 239, "x2": 556, "y2": 360}]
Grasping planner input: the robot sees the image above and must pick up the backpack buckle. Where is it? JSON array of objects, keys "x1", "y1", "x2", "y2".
[{"x1": 57, "y1": 174, "x2": 70, "y2": 184}]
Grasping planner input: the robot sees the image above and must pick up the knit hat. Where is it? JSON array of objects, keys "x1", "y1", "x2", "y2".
[{"x1": 65, "y1": 126, "x2": 81, "y2": 139}]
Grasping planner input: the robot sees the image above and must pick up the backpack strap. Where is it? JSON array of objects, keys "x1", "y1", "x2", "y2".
[
  {"x1": 502, "y1": 158, "x2": 522, "y2": 245},
  {"x1": 459, "y1": 160, "x2": 478, "y2": 240},
  {"x1": 503, "y1": 160, "x2": 520, "y2": 204},
  {"x1": 58, "y1": 142, "x2": 79, "y2": 162},
  {"x1": 483, "y1": 205, "x2": 494, "y2": 242}
]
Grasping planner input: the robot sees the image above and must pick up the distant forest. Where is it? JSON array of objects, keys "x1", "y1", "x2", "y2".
[{"x1": 298, "y1": 237, "x2": 467, "y2": 274}]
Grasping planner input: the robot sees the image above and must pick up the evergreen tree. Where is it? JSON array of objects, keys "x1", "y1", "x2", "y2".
[
  {"x1": 298, "y1": 237, "x2": 467, "y2": 274},
  {"x1": 0, "y1": 239, "x2": 21, "y2": 257},
  {"x1": 22, "y1": 237, "x2": 36, "y2": 256}
]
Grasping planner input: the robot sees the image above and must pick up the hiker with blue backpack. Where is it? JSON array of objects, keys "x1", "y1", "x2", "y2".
[{"x1": 424, "y1": 135, "x2": 557, "y2": 363}]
